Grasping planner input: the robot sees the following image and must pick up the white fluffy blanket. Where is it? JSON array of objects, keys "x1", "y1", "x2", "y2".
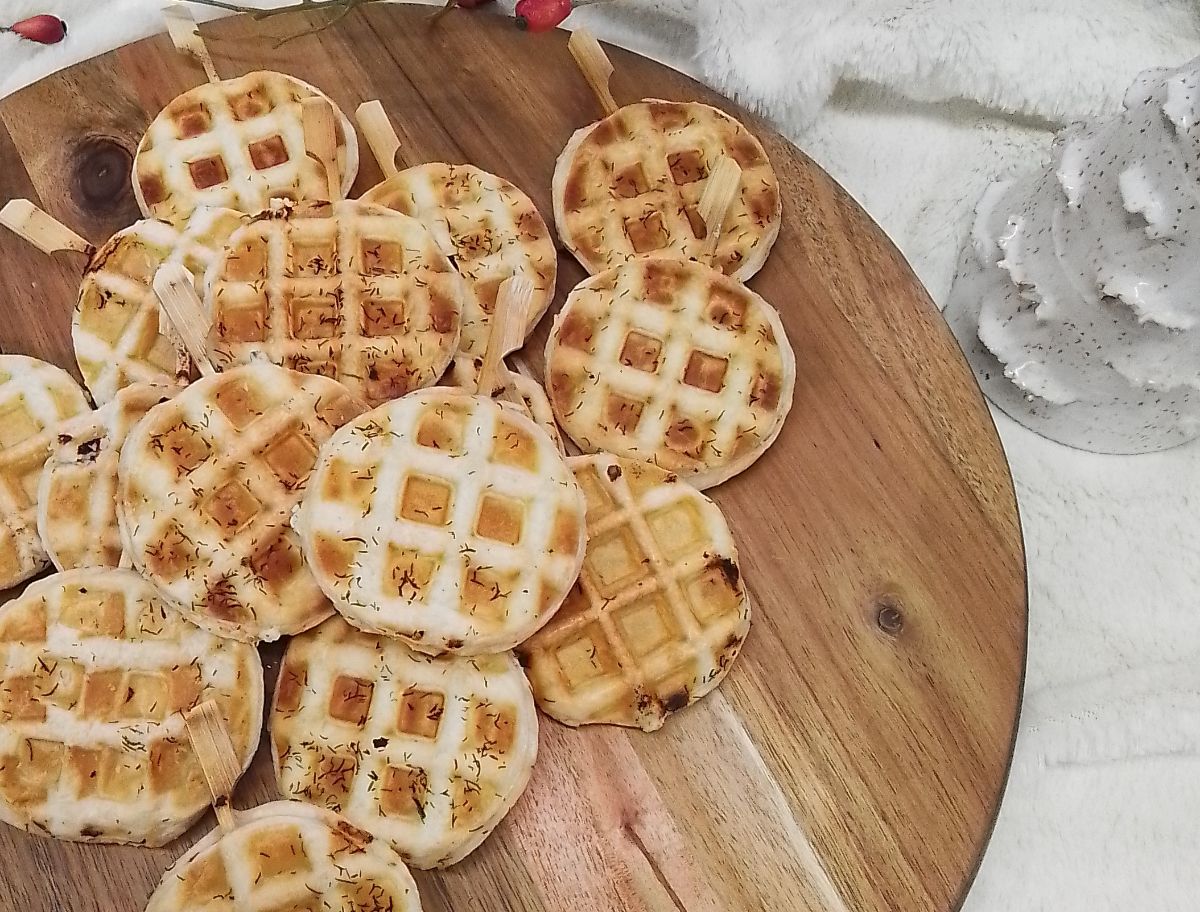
[{"x1": 4, "y1": 1, "x2": 1200, "y2": 908}]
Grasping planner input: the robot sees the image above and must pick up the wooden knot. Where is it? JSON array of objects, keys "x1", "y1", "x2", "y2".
[
  {"x1": 874, "y1": 596, "x2": 905, "y2": 637},
  {"x1": 70, "y1": 136, "x2": 133, "y2": 214}
]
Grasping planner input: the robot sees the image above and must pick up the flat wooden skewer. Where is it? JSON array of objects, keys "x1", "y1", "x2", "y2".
[
  {"x1": 569, "y1": 29, "x2": 618, "y2": 117},
  {"x1": 477, "y1": 275, "x2": 534, "y2": 406},
  {"x1": 0, "y1": 200, "x2": 94, "y2": 257},
  {"x1": 355, "y1": 100, "x2": 403, "y2": 180},
  {"x1": 164, "y1": 3, "x2": 220, "y2": 83},
  {"x1": 355, "y1": 99, "x2": 458, "y2": 257},
  {"x1": 185, "y1": 700, "x2": 240, "y2": 833},
  {"x1": 302, "y1": 97, "x2": 342, "y2": 202},
  {"x1": 153, "y1": 264, "x2": 216, "y2": 377},
  {"x1": 697, "y1": 156, "x2": 743, "y2": 266}
]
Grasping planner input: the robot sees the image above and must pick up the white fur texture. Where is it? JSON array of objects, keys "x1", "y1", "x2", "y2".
[{"x1": 3, "y1": 1, "x2": 1200, "y2": 909}]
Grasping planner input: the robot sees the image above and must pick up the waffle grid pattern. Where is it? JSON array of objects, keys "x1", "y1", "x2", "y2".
[
  {"x1": 363, "y1": 163, "x2": 557, "y2": 378},
  {"x1": 146, "y1": 802, "x2": 422, "y2": 911},
  {"x1": 73, "y1": 207, "x2": 245, "y2": 405},
  {"x1": 0, "y1": 568, "x2": 262, "y2": 846},
  {"x1": 545, "y1": 258, "x2": 795, "y2": 489},
  {"x1": 0, "y1": 356, "x2": 91, "y2": 589},
  {"x1": 553, "y1": 100, "x2": 780, "y2": 281},
  {"x1": 118, "y1": 363, "x2": 365, "y2": 642},
  {"x1": 38, "y1": 382, "x2": 176, "y2": 571},
  {"x1": 297, "y1": 389, "x2": 585, "y2": 655},
  {"x1": 133, "y1": 72, "x2": 358, "y2": 225},
  {"x1": 206, "y1": 200, "x2": 464, "y2": 406},
  {"x1": 519, "y1": 455, "x2": 750, "y2": 731},
  {"x1": 271, "y1": 617, "x2": 537, "y2": 869}
]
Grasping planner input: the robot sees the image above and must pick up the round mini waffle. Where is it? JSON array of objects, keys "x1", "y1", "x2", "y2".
[
  {"x1": 37, "y1": 382, "x2": 178, "y2": 572},
  {"x1": 518, "y1": 454, "x2": 750, "y2": 731},
  {"x1": 117, "y1": 362, "x2": 367, "y2": 643},
  {"x1": 0, "y1": 355, "x2": 91, "y2": 589},
  {"x1": 552, "y1": 98, "x2": 781, "y2": 281},
  {"x1": 295, "y1": 388, "x2": 586, "y2": 655},
  {"x1": 362, "y1": 162, "x2": 557, "y2": 381},
  {"x1": 144, "y1": 800, "x2": 422, "y2": 911},
  {"x1": 133, "y1": 71, "x2": 359, "y2": 226},
  {"x1": 73, "y1": 206, "x2": 246, "y2": 405},
  {"x1": 205, "y1": 198, "x2": 466, "y2": 406},
  {"x1": 0, "y1": 568, "x2": 262, "y2": 846},
  {"x1": 271, "y1": 614, "x2": 538, "y2": 869},
  {"x1": 544, "y1": 256, "x2": 796, "y2": 489}
]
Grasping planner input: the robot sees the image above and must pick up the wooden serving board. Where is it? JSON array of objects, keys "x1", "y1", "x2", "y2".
[{"x1": 0, "y1": 6, "x2": 1026, "y2": 912}]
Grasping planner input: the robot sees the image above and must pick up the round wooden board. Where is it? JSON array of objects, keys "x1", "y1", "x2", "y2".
[{"x1": 0, "y1": 6, "x2": 1026, "y2": 911}]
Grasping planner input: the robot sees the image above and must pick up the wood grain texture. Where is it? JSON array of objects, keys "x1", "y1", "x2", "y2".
[{"x1": 0, "y1": 6, "x2": 1026, "y2": 912}]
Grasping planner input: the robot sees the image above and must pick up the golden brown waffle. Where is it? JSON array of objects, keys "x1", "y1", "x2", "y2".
[
  {"x1": 74, "y1": 207, "x2": 245, "y2": 404},
  {"x1": 545, "y1": 257, "x2": 796, "y2": 489},
  {"x1": 133, "y1": 71, "x2": 359, "y2": 226},
  {"x1": 518, "y1": 454, "x2": 750, "y2": 731},
  {"x1": 362, "y1": 163, "x2": 557, "y2": 380},
  {"x1": 0, "y1": 568, "x2": 262, "y2": 846},
  {"x1": 552, "y1": 99, "x2": 781, "y2": 281},
  {"x1": 271, "y1": 615, "x2": 538, "y2": 869},
  {"x1": 295, "y1": 388, "x2": 586, "y2": 655},
  {"x1": 205, "y1": 199, "x2": 466, "y2": 406},
  {"x1": 144, "y1": 801, "x2": 422, "y2": 911},
  {"x1": 117, "y1": 362, "x2": 367, "y2": 643},
  {"x1": 0, "y1": 356, "x2": 91, "y2": 589},
  {"x1": 37, "y1": 382, "x2": 177, "y2": 571}
]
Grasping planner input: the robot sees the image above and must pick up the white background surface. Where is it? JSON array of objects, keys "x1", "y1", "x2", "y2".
[{"x1": 3, "y1": 1, "x2": 1199, "y2": 909}]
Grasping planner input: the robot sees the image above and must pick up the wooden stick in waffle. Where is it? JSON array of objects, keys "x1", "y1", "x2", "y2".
[
  {"x1": 476, "y1": 275, "x2": 533, "y2": 405},
  {"x1": 552, "y1": 97, "x2": 781, "y2": 281},
  {"x1": 544, "y1": 256, "x2": 796, "y2": 489},
  {"x1": 132, "y1": 71, "x2": 360, "y2": 226},
  {"x1": 0, "y1": 355, "x2": 91, "y2": 589},
  {"x1": 143, "y1": 800, "x2": 423, "y2": 912},
  {"x1": 0, "y1": 567, "x2": 262, "y2": 845},
  {"x1": 36, "y1": 382, "x2": 178, "y2": 572},
  {"x1": 518, "y1": 454, "x2": 750, "y2": 730},
  {"x1": 163, "y1": 2, "x2": 220, "y2": 83},
  {"x1": 0, "y1": 199, "x2": 94, "y2": 256},
  {"x1": 204, "y1": 198, "x2": 465, "y2": 406},
  {"x1": 472, "y1": 276, "x2": 566, "y2": 450},
  {"x1": 568, "y1": 29, "x2": 618, "y2": 117},
  {"x1": 73, "y1": 206, "x2": 246, "y2": 403},
  {"x1": 185, "y1": 699, "x2": 243, "y2": 832},
  {"x1": 153, "y1": 263, "x2": 217, "y2": 377},
  {"x1": 302, "y1": 96, "x2": 342, "y2": 202},
  {"x1": 271, "y1": 614, "x2": 538, "y2": 869},
  {"x1": 294, "y1": 387, "x2": 587, "y2": 656},
  {"x1": 116, "y1": 362, "x2": 368, "y2": 643},
  {"x1": 357, "y1": 103, "x2": 557, "y2": 384},
  {"x1": 697, "y1": 156, "x2": 743, "y2": 265}
]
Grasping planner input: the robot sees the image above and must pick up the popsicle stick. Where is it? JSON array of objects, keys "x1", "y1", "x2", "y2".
[
  {"x1": 153, "y1": 264, "x2": 215, "y2": 377},
  {"x1": 302, "y1": 97, "x2": 341, "y2": 201},
  {"x1": 163, "y1": 3, "x2": 220, "y2": 83},
  {"x1": 477, "y1": 275, "x2": 534, "y2": 405},
  {"x1": 355, "y1": 100, "x2": 403, "y2": 179},
  {"x1": 697, "y1": 157, "x2": 743, "y2": 265},
  {"x1": 569, "y1": 29, "x2": 618, "y2": 117},
  {"x1": 184, "y1": 701, "x2": 240, "y2": 833},
  {"x1": 0, "y1": 200, "x2": 94, "y2": 257}
]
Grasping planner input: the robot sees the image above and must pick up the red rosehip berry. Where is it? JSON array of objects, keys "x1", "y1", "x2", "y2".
[
  {"x1": 514, "y1": 0, "x2": 574, "y2": 32},
  {"x1": 1, "y1": 14, "x2": 67, "y2": 45}
]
